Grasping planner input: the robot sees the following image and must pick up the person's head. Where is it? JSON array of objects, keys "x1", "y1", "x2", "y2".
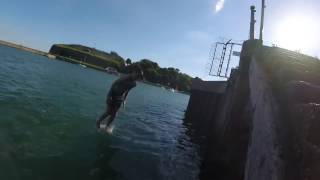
[{"x1": 131, "y1": 67, "x2": 144, "y2": 81}]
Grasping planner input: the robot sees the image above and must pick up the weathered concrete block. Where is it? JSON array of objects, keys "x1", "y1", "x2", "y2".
[
  {"x1": 185, "y1": 80, "x2": 227, "y2": 136},
  {"x1": 284, "y1": 81, "x2": 320, "y2": 104},
  {"x1": 290, "y1": 104, "x2": 320, "y2": 180},
  {"x1": 244, "y1": 58, "x2": 284, "y2": 180}
]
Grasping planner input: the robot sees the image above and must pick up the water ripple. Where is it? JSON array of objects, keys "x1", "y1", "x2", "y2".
[{"x1": 0, "y1": 45, "x2": 200, "y2": 180}]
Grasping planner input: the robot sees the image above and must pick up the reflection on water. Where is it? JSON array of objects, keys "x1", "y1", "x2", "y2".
[{"x1": 0, "y1": 45, "x2": 201, "y2": 180}]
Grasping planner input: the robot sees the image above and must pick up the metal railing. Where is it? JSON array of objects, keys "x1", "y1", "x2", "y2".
[{"x1": 208, "y1": 40, "x2": 242, "y2": 78}]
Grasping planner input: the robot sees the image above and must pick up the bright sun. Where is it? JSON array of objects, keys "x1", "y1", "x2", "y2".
[{"x1": 275, "y1": 15, "x2": 318, "y2": 51}]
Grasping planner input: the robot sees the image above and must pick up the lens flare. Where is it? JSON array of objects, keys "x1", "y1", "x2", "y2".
[
  {"x1": 215, "y1": 0, "x2": 225, "y2": 13},
  {"x1": 275, "y1": 15, "x2": 319, "y2": 52}
]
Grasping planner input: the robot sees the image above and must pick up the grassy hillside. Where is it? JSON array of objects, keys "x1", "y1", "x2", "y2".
[
  {"x1": 50, "y1": 44, "x2": 125, "y2": 70},
  {"x1": 49, "y1": 44, "x2": 194, "y2": 92}
]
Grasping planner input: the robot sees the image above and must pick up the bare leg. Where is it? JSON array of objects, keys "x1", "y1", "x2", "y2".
[
  {"x1": 96, "y1": 106, "x2": 112, "y2": 128},
  {"x1": 106, "y1": 112, "x2": 117, "y2": 127},
  {"x1": 106, "y1": 103, "x2": 121, "y2": 127}
]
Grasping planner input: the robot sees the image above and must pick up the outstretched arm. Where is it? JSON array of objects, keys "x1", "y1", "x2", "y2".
[
  {"x1": 123, "y1": 91, "x2": 129, "y2": 101},
  {"x1": 122, "y1": 81, "x2": 136, "y2": 108},
  {"x1": 122, "y1": 91, "x2": 129, "y2": 108}
]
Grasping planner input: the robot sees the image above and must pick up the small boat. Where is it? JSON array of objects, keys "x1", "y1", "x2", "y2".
[
  {"x1": 104, "y1": 67, "x2": 119, "y2": 75},
  {"x1": 79, "y1": 64, "x2": 87, "y2": 68},
  {"x1": 47, "y1": 54, "x2": 56, "y2": 59},
  {"x1": 165, "y1": 87, "x2": 175, "y2": 93}
]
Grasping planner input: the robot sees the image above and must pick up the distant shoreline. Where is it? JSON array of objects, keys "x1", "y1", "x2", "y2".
[
  {"x1": 0, "y1": 40, "x2": 191, "y2": 94},
  {"x1": 0, "y1": 40, "x2": 51, "y2": 57},
  {"x1": 0, "y1": 40, "x2": 105, "y2": 71},
  {"x1": 0, "y1": 40, "x2": 116, "y2": 73}
]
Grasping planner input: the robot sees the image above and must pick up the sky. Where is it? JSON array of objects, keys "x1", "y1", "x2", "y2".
[{"x1": 0, "y1": 0, "x2": 319, "y2": 79}]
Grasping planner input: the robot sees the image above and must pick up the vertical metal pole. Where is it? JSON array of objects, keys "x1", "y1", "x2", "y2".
[
  {"x1": 209, "y1": 43, "x2": 218, "y2": 76},
  {"x1": 218, "y1": 44, "x2": 226, "y2": 76},
  {"x1": 250, "y1": 6, "x2": 256, "y2": 40},
  {"x1": 225, "y1": 44, "x2": 234, "y2": 77},
  {"x1": 218, "y1": 39, "x2": 231, "y2": 76},
  {"x1": 259, "y1": 0, "x2": 266, "y2": 41}
]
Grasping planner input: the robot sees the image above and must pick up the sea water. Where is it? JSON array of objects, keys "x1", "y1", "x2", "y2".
[{"x1": 0, "y1": 45, "x2": 201, "y2": 180}]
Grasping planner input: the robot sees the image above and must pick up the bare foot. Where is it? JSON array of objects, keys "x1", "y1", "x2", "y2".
[{"x1": 106, "y1": 125, "x2": 114, "y2": 134}]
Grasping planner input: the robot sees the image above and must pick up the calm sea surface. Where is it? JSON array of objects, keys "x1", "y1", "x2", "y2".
[{"x1": 0, "y1": 45, "x2": 201, "y2": 180}]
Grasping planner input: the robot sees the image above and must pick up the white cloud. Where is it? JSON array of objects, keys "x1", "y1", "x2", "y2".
[{"x1": 215, "y1": 0, "x2": 226, "y2": 13}]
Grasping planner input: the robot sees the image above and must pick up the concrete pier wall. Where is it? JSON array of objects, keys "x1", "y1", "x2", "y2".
[
  {"x1": 185, "y1": 40, "x2": 320, "y2": 180},
  {"x1": 244, "y1": 57, "x2": 284, "y2": 180},
  {"x1": 185, "y1": 80, "x2": 226, "y2": 136}
]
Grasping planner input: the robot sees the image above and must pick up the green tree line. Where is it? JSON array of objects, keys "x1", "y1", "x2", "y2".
[
  {"x1": 50, "y1": 44, "x2": 193, "y2": 92},
  {"x1": 121, "y1": 59, "x2": 192, "y2": 92}
]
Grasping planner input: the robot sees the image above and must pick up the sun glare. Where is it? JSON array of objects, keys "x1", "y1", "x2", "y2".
[{"x1": 275, "y1": 15, "x2": 318, "y2": 52}]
